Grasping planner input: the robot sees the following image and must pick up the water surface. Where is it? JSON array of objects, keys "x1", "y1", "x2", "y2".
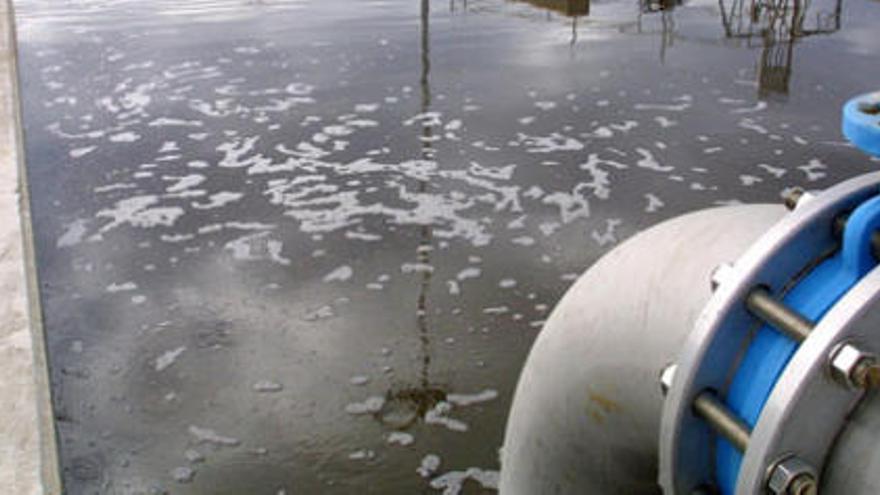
[{"x1": 14, "y1": 0, "x2": 880, "y2": 493}]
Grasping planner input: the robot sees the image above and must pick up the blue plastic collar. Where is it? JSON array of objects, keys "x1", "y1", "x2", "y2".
[
  {"x1": 843, "y1": 92, "x2": 880, "y2": 158},
  {"x1": 716, "y1": 192, "x2": 880, "y2": 495}
]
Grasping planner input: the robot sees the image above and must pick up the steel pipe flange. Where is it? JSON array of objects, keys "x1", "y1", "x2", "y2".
[
  {"x1": 737, "y1": 265, "x2": 880, "y2": 494},
  {"x1": 659, "y1": 171, "x2": 880, "y2": 495}
]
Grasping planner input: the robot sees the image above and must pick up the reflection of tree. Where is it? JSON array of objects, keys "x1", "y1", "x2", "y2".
[
  {"x1": 376, "y1": 0, "x2": 448, "y2": 430},
  {"x1": 718, "y1": 0, "x2": 843, "y2": 97}
]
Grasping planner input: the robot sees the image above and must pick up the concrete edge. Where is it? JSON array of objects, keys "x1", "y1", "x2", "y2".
[{"x1": 4, "y1": 1, "x2": 63, "y2": 492}]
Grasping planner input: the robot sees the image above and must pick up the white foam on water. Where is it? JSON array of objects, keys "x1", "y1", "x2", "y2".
[
  {"x1": 542, "y1": 185, "x2": 590, "y2": 224},
  {"x1": 635, "y1": 148, "x2": 674, "y2": 172},
  {"x1": 446, "y1": 389, "x2": 498, "y2": 406},
  {"x1": 731, "y1": 100, "x2": 767, "y2": 114},
  {"x1": 164, "y1": 174, "x2": 206, "y2": 193},
  {"x1": 252, "y1": 380, "x2": 283, "y2": 393},
  {"x1": 184, "y1": 449, "x2": 204, "y2": 464},
  {"x1": 188, "y1": 425, "x2": 240, "y2": 447},
  {"x1": 345, "y1": 231, "x2": 382, "y2": 241},
  {"x1": 401, "y1": 262, "x2": 434, "y2": 274},
  {"x1": 191, "y1": 192, "x2": 242, "y2": 210},
  {"x1": 106, "y1": 281, "x2": 137, "y2": 293},
  {"x1": 303, "y1": 305, "x2": 335, "y2": 321},
  {"x1": 511, "y1": 236, "x2": 535, "y2": 246},
  {"x1": 323, "y1": 265, "x2": 353, "y2": 282},
  {"x1": 386, "y1": 431, "x2": 414, "y2": 446},
  {"x1": 447, "y1": 280, "x2": 461, "y2": 295},
  {"x1": 96, "y1": 195, "x2": 185, "y2": 233},
  {"x1": 170, "y1": 466, "x2": 195, "y2": 484},
  {"x1": 578, "y1": 153, "x2": 628, "y2": 199},
  {"x1": 70, "y1": 146, "x2": 96, "y2": 158},
  {"x1": 354, "y1": 103, "x2": 380, "y2": 113},
  {"x1": 634, "y1": 97, "x2": 692, "y2": 112},
  {"x1": 94, "y1": 183, "x2": 137, "y2": 193},
  {"x1": 109, "y1": 131, "x2": 140, "y2": 143},
  {"x1": 654, "y1": 116, "x2": 677, "y2": 128},
  {"x1": 225, "y1": 231, "x2": 291, "y2": 265},
  {"x1": 149, "y1": 117, "x2": 204, "y2": 127},
  {"x1": 518, "y1": 132, "x2": 583, "y2": 153},
  {"x1": 348, "y1": 449, "x2": 376, "y2": 460},
  {"x1": 592, "y1": 219, "x2": 622, "y2": 246},
  {"x1": 739, "y1": 118, "x2": 768, "y2": 135},
  {"x1": 429, "y1": 467, "x2": 499, "y2": 494},
  {"x1": 757, "y1": 163, "x2": 786, "y2": 178},
  {"x1": 424, "y1": 401, "x2": 468, "y2": 432},
  {"x1": 155, "y1": 346, "x2": 186, "y2": 372},
  {"x1": 417, "y1": 454, "x2": 441, "y2": 478},
  {"x1": 345, "y1": 396, "x2": 385, "y2": 415},
  {"x1": 644, "y1": 193, "x2": 664, "y2": 213},
  {"x1": 57, "y1": 219, "x2": 89, "y2": 247},
  {"x1": 798, "y1": 158, "x2": 827, "y2": 182},
  {"x1": 349, "y1": 375, "x2": 370, "y2": 386},
  {"x1": 468, "y1": 162, "x2": 516, "y2": 181},
  {"x1": 739, "y1": 175, "x2": 763, "y2": 186}
]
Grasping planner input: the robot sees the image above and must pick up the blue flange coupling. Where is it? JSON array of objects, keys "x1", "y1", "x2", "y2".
[
  {"x1": 844, "y1": 91, "x2": 880, "y2": 158},
  {"x1": 657, "y1": 172, "x2": 880, "y2": 495}
]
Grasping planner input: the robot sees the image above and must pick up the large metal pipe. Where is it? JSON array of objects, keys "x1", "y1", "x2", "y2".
[{"x1": 500, "y1": 204, "x2": 786, "y2": 494}]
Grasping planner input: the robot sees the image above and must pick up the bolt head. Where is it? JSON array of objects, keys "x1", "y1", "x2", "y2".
[
  {"x1": 782, "y1": 188, "x2": 815, "y2": 211},
  {"x1": 829, "y1": 343, "x2": 879, "y2": 390},
  {"x1": 766, "y1": 456, "x2": 817, "y2": 495},
  {"x1": 784, "y1": 188, "x2": 805, "y2": 211},
  {"x1": 659, "y1": 363, "x2": 677, "y2": 396},
  {"x1": 710, "y1": 262, "x2": 736, "y2": 292}
]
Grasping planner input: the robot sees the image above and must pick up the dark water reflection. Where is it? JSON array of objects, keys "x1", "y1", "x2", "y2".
[{"x1": 13, "y1": 0, "x2": 880, "y2": 493}]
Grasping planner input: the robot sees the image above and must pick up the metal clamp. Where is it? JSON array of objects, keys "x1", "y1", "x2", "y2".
[
  {"x1": 736, "y1": 266, "x2": 880, "y2": 494},
  {"x1": 659, "y1": 172, "x2": 880, "y2": 495}
]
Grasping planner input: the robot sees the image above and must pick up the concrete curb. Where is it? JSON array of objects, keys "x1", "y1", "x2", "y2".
[{"x1": 0, "y1": 0, "x2": 61, "y2": 492}]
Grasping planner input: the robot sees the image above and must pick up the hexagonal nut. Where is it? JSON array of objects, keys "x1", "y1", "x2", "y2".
[
  {"x1": 766, "y1": 456, "x2": 817, "y2": 495},
  {"x1": 659, "y1": 363, "x2": 677, "y2": 396},
  {"x1": 829, "y1": 343, "x2": 879, "y2": 389}
]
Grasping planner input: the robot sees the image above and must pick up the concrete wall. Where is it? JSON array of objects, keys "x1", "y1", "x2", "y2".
[{"x1": 0, "y1": 0, "x2": 60, "y2": 492}]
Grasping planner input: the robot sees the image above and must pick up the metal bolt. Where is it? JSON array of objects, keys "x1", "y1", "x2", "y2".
[
  {"x1": 784, "y1": 188, "x2": 805, "y2": 211},
  {"x1": 783, "y1": 188, "x2": 815, "y2": 211},
  {"x1": 693, "y1": 391, "x2": 751, "y2": 452},
  {"x1": 766, "y1": 456, "x2": 818, "y2": 495},
  {"x1": 710, "y1": 262, "x2": 735, "y2": 292},
  {"x1": 829, "y1": 342, "x2": 880, "y2": 390},
  {"x1": 746, "y1": 287, "x2": 813, "y2": 342},
  {"x1": 659, "y1": 363, "x2": 677, "y2": 396}
]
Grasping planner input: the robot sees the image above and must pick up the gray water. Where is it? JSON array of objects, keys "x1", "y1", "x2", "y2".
[{"x1": 13, "y1": 0, "x2": 880, "y2": 493}]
